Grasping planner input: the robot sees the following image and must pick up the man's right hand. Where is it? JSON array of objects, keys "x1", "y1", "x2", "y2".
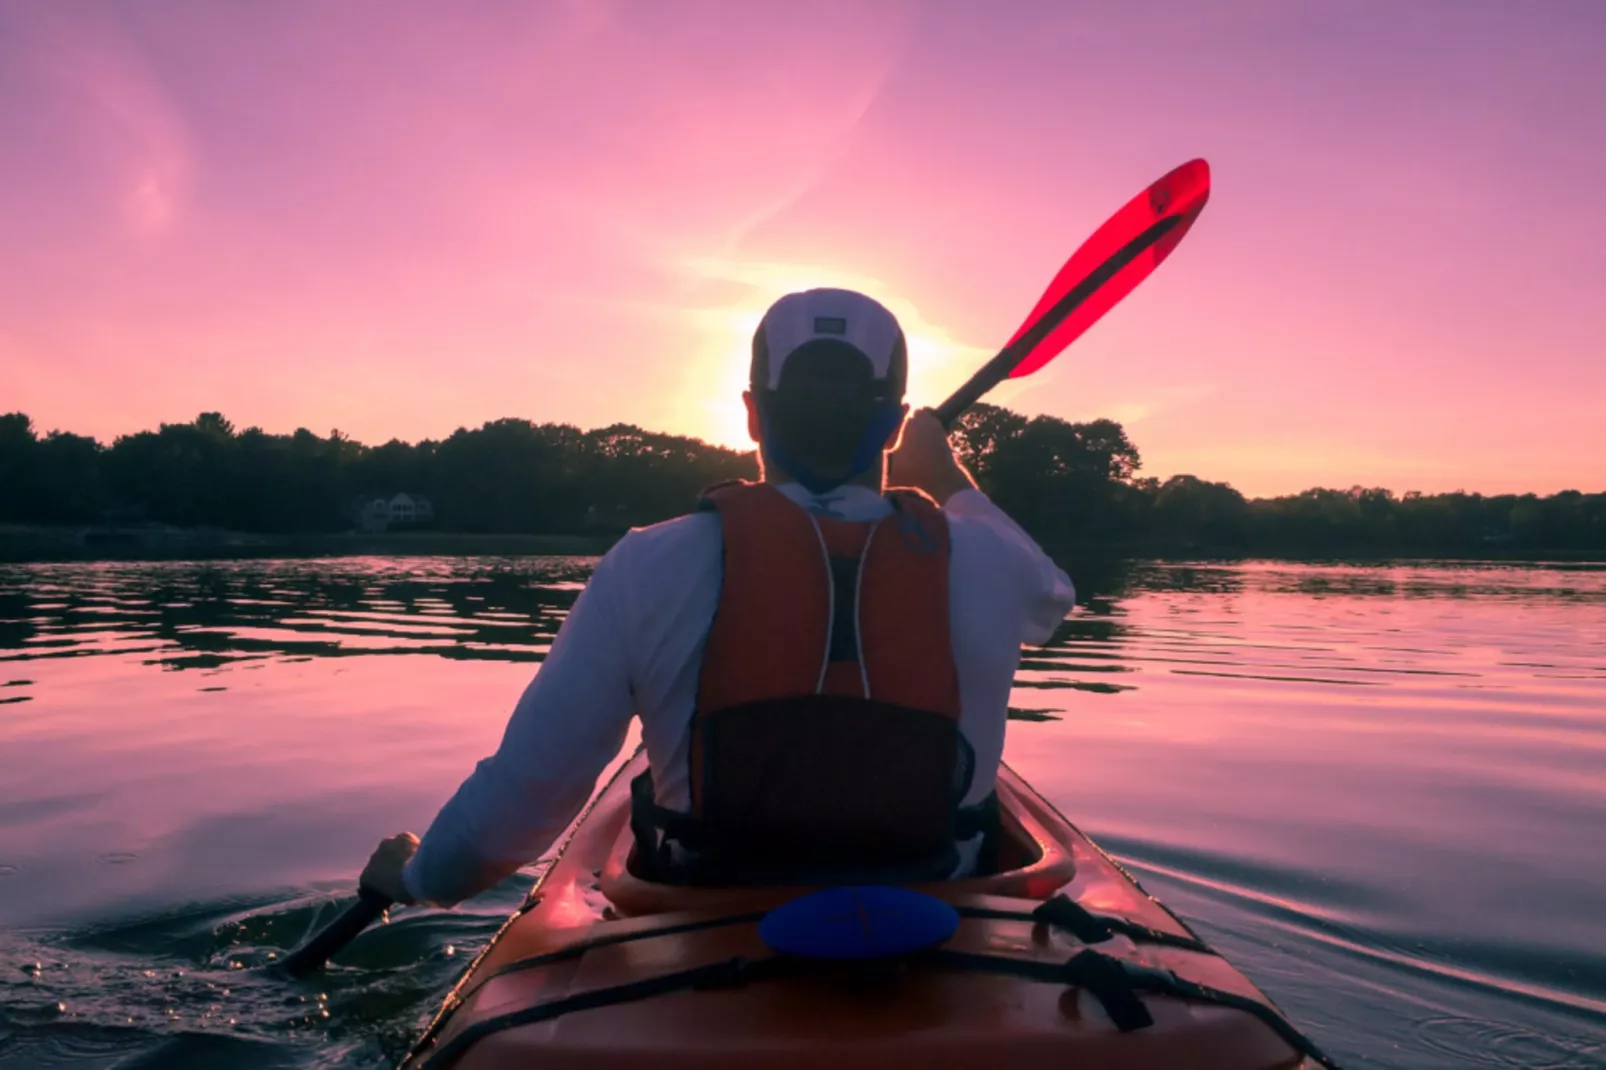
[
  {"x1": 887, "y1": 409, "x2": 977, "y2": 505},
  {"x1": 360, "y1": 832, "x2": 420, "y2": 905}
]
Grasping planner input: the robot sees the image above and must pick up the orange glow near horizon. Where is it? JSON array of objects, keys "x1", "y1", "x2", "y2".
[
  {"x1": 1, "y1": 3, "x2": 1603, "y2": 497},
  {"x1": 675, "y1": 257, "x2": 997, "y2": 451}
]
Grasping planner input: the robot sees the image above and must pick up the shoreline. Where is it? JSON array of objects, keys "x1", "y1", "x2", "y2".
[
  {"x1": 0, "y1": 525, "x2": 621, "y2": 564},
  {"x1": 2, "y1": 524, "x2": 1602, "y2": 568}
]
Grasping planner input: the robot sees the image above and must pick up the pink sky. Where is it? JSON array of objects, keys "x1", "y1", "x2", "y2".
[{"x1": 2, "y1": 1, "x2": 1602, "y2": 497}]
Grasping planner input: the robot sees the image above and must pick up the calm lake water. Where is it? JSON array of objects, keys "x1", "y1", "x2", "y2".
[{"x1": 1, "y1": 556, "x2": 1603, "y2": 1069}]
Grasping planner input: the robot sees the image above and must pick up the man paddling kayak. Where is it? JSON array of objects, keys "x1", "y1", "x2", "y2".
[{"x1": 361, "y1": 288, "x2": 1076, "y2": 905}]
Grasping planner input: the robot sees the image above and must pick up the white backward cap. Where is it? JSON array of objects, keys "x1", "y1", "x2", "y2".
[{"x1": 754, "y1": 288, "x2": 907, "y2": 392}]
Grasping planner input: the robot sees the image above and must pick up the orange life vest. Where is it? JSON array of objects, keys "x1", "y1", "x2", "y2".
[{"x1": 630, "y1": 481, "x2": 995, "y2": 885}]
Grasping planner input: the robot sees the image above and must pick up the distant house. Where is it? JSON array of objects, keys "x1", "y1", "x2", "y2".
[
  {"x1": 387, "y1": 492, "x2": 434, "y2": 525},
  {"x1": 351, "y1": 493, "x2": 435, "y2": 532}
]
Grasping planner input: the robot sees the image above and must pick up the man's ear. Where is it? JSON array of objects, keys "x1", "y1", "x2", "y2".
[{"x1": 743, "y1": 390, "x2": 763, "y2": 443}]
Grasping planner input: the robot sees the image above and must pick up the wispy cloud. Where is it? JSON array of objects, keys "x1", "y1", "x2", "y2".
[
  {"x1": 1098, "y1": 384, "x2": 1219, "y2": 426},
  {"x1": 18, "y1": 6, "x2": 195, "y2": 237}
]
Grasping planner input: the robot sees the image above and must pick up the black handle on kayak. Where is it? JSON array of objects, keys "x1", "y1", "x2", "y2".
[{"x1": 282, "y1": 885, "x2": 393, "y2": 978}]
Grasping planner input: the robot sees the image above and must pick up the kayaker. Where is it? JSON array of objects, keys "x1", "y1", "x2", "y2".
[{"x1": 361, "y1": 288, "x2": 1076, "y2": 905}]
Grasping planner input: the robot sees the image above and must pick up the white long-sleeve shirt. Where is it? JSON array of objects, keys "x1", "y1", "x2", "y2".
[{"x1": 402, "y1": 482, "x2": 1076, "y2": 907}]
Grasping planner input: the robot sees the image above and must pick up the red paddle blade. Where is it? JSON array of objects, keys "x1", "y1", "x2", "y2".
[{"x1": 1005, "y1": 158, "x2": 1211, "y2": 379}]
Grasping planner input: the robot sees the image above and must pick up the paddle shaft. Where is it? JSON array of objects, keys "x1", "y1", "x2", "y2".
[
  {"x1": 282, "y1": 885, "x2": 393, "y2": 978},
  {"x1": 932, "y1": 213, "x2": 1183, "y2": 429}
]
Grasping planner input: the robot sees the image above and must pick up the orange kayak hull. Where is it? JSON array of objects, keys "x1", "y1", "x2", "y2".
[{"x1": 401, "y1": 750, "x2": 1320, "y2": 1070}]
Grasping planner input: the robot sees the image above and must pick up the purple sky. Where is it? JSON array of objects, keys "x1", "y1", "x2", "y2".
[{"x1": 2, "y1": 1, "x2": 1602, "y2": 495}]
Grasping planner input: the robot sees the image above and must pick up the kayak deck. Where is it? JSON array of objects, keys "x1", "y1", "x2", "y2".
[{"x1": 401, "y1": 749, "x2": 1328, "y2": 1069}]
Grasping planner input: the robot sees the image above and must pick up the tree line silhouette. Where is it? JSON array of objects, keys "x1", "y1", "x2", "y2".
[{"x1": 2, "y1": 406, "x2": 1602, "y2": 556}]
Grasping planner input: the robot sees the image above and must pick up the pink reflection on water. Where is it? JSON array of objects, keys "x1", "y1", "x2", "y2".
[
  {"x1": 0, "y1": 556, "x2": 1602, "y2": 1027},
  {"x1": 1, "y1": 650, "x2": 551, "y2": 925}
]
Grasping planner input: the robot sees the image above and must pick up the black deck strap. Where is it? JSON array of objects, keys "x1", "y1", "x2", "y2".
[
  {"x1": 449, "y1": 910, "x2": 769, "y2": 1010},
  {"x1": 1031, "y1": 894, "x2": 1118, "y2": 942},
  {"x1": 419, "y1": 942, "x2": 1342, "y2": 1070},
  {"x1": 1120, "y1": 963, "x2": 1343, "y2": 1070},
  {"x1": 420, "y1": 955, "x2": 793, "y2": 1070},
  {"x1": 931, "y1": 948, "x2": 1153, "y2": 1032},
  {"x1": 1062, "y1": 949, "x2": 1155, "y2": 1031},
  {"x1": 958, "y1": 898, "x2": 1214, "y2": 955},
  {"x1": 466, "y1": 896, "x2": 1212, "y2": 1011},
  {"x1": 931, "y1": 949, "x2": 1340, "y2": 1069},
  {"x1": 1034, "y1": 894, "x2": 1217, "y2": 954}
]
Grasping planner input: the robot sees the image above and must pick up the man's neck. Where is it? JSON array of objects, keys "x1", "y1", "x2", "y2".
[{"x1": 757, "y1": 454, "x2": 885, "y2": 494}]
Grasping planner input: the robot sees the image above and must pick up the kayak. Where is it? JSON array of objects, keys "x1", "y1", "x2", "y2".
[{"x1": 400, "y1": 747, "x2": 1335, "y2": 1069}]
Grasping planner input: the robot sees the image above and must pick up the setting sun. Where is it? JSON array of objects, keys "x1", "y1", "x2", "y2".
[{"x1": 675, "y1": 257, "x2": 997, "y2": 450}]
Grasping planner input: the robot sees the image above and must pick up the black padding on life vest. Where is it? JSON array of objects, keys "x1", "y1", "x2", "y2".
[
  {"x1": 711, "y1": 697, "x2": 967, "y2": 883},
  {"x1": 634, "y1": 695, "x2": 976, "y2": 885},
  {"x1": 630, "y1": 773, "x2": 1001, "y2": 887}
]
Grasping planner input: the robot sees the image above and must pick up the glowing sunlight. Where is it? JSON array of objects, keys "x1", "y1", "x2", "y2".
[{"x1": 677, "y1": 256, "x2": 995, "y2": 448}]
